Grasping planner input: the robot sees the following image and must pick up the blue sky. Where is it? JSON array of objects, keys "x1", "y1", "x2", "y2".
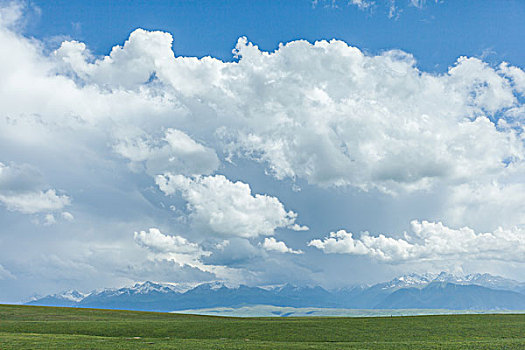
[
  {"x1": 0, "y1": 0, "x2": 524, "y2": 302},
  {"x1": 25, "y1": 0, "x2": 524, "y2": 71}
]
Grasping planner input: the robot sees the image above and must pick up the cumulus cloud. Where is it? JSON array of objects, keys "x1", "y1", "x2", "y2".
[
  {"x1": 262, "y1": 237, "x2": 303, "y2": 254},
  {"x1": 156, "y1": 174, "x2": 303, "y2": 238},
  {"x1": 48, "y1": 25, "x2": 525, "y2": 195},
  {"x1": 134, "y1": 228, "x2": 208, "y2": 261},
  {"x1": 50, "y1": 25, "x2": 525, "y2": 194},
  {"x1": 114, "y1": 128, "x2": 219, "y2": 176},
  {"x1": 133, "y1": 228, "x2": 244, "y2": 282},
  {"x1": 0, "y1": 2, "x2": 524, "y2": 298},
  {"x1": 0, "y1": 162, "x2": 70, "y2": 214},
  {"x1": 500, "y1": 62, "x2": 525, "y2": 96},
  {"x1": 219, "y1": 46, "x2": 522, "y2": 192},
  {"x1": 309, "y1": 220, "x2": 525, "y2": 263},
  {"x1": 55, "y1": 28, "x2": 176, "y2": 90},
  {"x1": 289, "y1": 223, "x2": 310, "y2": 231}
]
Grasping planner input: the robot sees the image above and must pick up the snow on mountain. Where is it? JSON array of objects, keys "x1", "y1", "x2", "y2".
[
  {"x1": 375, "y1": 272, "x2": 525, "y2": 292},
  {"x1": 85, "y1": 281, "x2": 186, "y2": 299},
  {"x1": 58, "y1": 290, "x2": 89, "y2": 302},
  {"x1": 200, "y1": 281, "x2": 231, "y2": 290},
  {"x1": 380, "y1": 273, "x2": 437, "y2": 290},
  {"x1": 258, "y1": 283, "x2": 288, "y2": 291},
  {"x1": 161, "y1": 281, "x2": 202, "y2": 293},
  {"x1": 433, "y1": 272, "x2": 525, "y2": 291},
  {"x1": 129, "y1": 281, "x2": 178, "y2": 294},
  {"x1": 26, "y1": 272, "x2": 525, "y2": 311}
]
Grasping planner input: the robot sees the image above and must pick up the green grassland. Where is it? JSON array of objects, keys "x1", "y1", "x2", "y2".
[{"x1": 1, "y1": 304, "x2": 525, "y2": 349}]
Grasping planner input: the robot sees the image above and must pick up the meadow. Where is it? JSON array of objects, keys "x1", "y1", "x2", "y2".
[{"x1": 1, "y1": 304, "x2": 525, "y2": 349}]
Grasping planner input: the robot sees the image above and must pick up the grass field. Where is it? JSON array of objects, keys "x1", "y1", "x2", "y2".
[{"x1": 1, "y1": 304, "x2": 525, "y2": 349}]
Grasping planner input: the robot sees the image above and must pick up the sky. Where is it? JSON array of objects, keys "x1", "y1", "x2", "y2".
[{"x1": 0, "y1": 0, "x2": 524, "y2": 303}]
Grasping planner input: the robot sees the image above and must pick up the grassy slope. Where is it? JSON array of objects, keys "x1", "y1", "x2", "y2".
[{"x1": 1, "y1": 304, "x2": 525, "y2": 349}]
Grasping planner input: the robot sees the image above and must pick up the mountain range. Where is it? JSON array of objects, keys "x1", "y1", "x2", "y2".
[{"x1": 26, "y1": 272, "x2": 525, "y2": 312}]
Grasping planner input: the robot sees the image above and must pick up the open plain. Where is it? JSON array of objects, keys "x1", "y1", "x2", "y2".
[{"x1": 1, "y1": 304, "x2": 525, "y2": 349}]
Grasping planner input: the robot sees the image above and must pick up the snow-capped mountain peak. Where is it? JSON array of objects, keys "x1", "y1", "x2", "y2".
[
  {"x1": 130, "y1": 281, "x2": 177, "y2": 294},
  {"x1": 380, "y1": 273, "x2": 437, "y2": 290},
  {"x1": 26, "y1": 272, "x2": 525, "y2": 312},
  {"x1": 54, "y1": 290, "x2": 89, "y2": 302},
  {"x1": 379, "y1": 272, "x2": 525, "y2": 292}
]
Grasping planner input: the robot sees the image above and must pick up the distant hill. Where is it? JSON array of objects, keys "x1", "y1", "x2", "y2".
[{"x1": 26, "y1": 272, "x2": 525, "y2": 312}]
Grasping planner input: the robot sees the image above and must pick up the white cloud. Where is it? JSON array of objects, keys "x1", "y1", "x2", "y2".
[
  {"x1": 156, "y1": 174, "x2": 302, "y2": 238},
  {"x1": 43, "y1": 213, "x2": 56, "y2": 226},
  {"x1": 309, "y1": 220, "x2": 525, "y2": 263},
  {"x1": 0, "y1": 3, "x2": 524, "y2": 297},
  {"x1": 50, "y1": 26, "x2": 525, "y2": 194},
  {"x1": 500, "y1": 62, "x2": 525, "y2": 96},
  {"x1": 134, "y1": 228, "x2": 243, "y2": 282},
  {"x1": 349, "y1": 0, "x2": 374, "y2": 10},
  {"x1": 223, "y1": 48, "x2": 522, "y2": 192},
  {"x1": 445, "y1": 179, "x2": 525, "y2": 230},
  {"x1": 61, "y1": 211, "x2": 74, "y2": 221},
  {"x1": 33, "y1": 26, "x2": 525, "y2": 196},
  {"x1": 0, "y1": 162, "x2": 70, "y2": 214},
  {"x1": 262, "y1": 237, "x2": 303, "y2": 254},
  {"x1": 289, "y1": 223, "x2": 310, "y2": 231},
  {"x1": 55, "y1": 28, "x2": 175, "y2": 90},
  {"x1": 134, "y1": 228, "x2": 206, "y2": 257},
  {"x1": 134, "y1": 228, "x2": 213, "y2": 274},
  {"x1": 0, "y1": 0, "x2": 522, "y2": 199},
  {"x1": 0, "y1": 1, "x2": 24, "y2": 27},
  {"x1": 114, "y1": 128, "x2": 219, "y2": 176}
]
